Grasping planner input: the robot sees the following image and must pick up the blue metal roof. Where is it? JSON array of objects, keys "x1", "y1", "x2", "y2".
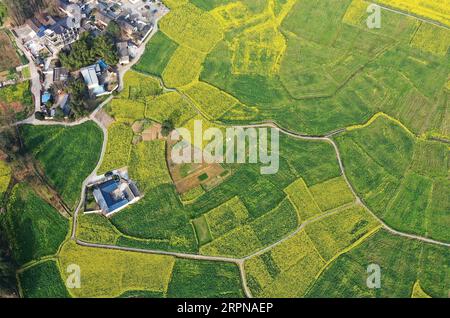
[
  {"x1": 37, "y1": 26, "x2": 47, "y2": 37},
  {"x1": 98, "y1": 59, "x2": 108, "y2": 71},
  {"x1": 41, "y1": 92, "x2": 51, "y2": 104},
  {"x1": 98, "y1": 180, "x2": 129, "y2": 213}
]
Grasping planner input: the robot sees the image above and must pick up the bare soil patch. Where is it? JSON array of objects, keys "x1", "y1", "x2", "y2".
[
  {"x1": 0, "y1": 31, "x2": 21, "y2": 72},
  {"x1": 94, "y1": 109, "x2": 115, "y2": 129},
  {"x1": 142, "y1": 123, "x2": 163, "y2": 141},
  {"x1": 0, "y1": 101, "x2": 24, "y2": 118},
  {"x1": 166, "y1": 138, "x2": 227, "y2": 194}
]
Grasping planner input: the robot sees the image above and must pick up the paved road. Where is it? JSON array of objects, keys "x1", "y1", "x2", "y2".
[
  {"x1": 12, "y1": 34, "x2": 42, "y2": 113},
  {"x1": 117, "y1": 10, "x2": 167, "y2": 91},
  {"x1": 75, "y1": 238, "x2": 254, "y2": 298},
  {"x1": 375, "y1": 2, "x2": 450, "y2": 30},
  {"x1": 238, "y1": 120, "x2": 450, "y2": 248},
  {"x1": 8, "y1": 5, "x2": 450, "y2": 299}
]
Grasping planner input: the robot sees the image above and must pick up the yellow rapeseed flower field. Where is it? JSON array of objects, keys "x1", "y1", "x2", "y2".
[
  {"x1": 284, "y1": 177, "x2": 321, "y2": 221},
  {"x1": 411, "y1": 22, "x2": 450, "y2": 56},
  {"x1": 58, "y1": 241, "x2": 175, "y2": 298},
  {"x1": 162, "y1": 46, "x2": 205, "y2": 88},
  {"x1": 0, "y1": 160, "x2": 11, "y2": 198},
  {"x1": 182, "y1": 81, "x2": 240, "y2": 120},
  {"x1": 160, "y1": 3, "x2": 223, "y2": 53},
  {"x1": 98, "y1": 122, "x2": 133, "y2": 174},
  {"x1": 376, "y1": 0, "x2": 450, "y2": 27}
]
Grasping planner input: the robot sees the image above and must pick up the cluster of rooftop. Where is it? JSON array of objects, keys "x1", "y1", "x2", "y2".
[{"x1": 11, "y1": 0, "x2": 168, "y2": 120}]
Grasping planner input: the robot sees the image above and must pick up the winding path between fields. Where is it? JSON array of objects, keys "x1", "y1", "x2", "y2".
[
  {"x1": 237, "y1": 121, "x2": 450, "y2": 249},
  {"x1": 7, "y1": 5, "x2": 450, "y2": 298},
  {"x1": 12, "y1": 69, "x2": 450, "y2": 300},
  {"x1": 64, "y1": 113, "x2": 450, "y2": 298},
  {"x1": 374, "y1": 2, "x2": 450, "y2": 31},
  {"x1": 9, "y1": 32, "x2": 42, "y2": 113}
]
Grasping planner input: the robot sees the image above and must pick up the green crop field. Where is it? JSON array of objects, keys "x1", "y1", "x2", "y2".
[
  {"x1": 204, "y1": 196, "x2": 250, "y2": 239},
  {"x1": 167, "y1": 259, "x2": 245, "y2": 298},
  {"x1": 111, "y1": 183, "x2": 198, "y2": 253},
  {"x1": 7, "y1": 0, "x2": 450, "y2": 299},
  {"x1": 306, "y1": 230, "x2": 450, "y2": 298},
  {"x1": 133, "y1": 31, "x2": 179, "y2": 77},
  {"x1": 284, "y1": 178, "x2": 321, "y2": 221},
  {"x1": 244, "y1": 204, "x2": 381, "y2": 297},
  {"x1": 118, "y1": 70, "x2": 163, "y2": 100},
  {"x1": 245, "y1": 230, "x2": 326, "y2": 297},
  {"x1": 76, "y1": 213, "x2": 120, "y2": 245},
  {"x1": 304, "y1": 205, "x2": 381, "y2": 261},
  {"x1": 18, "y1": 260, "x2": 71, "y2": 298},
  {"x1": 336, "y1": 115, "x2": 450, "y2": 243},
  {"x1": 19, "y1": 122, "x2": 103, "y2": 209},
  {"x1": 1, "y1": 184, "x2": 68, "y2": 265}
]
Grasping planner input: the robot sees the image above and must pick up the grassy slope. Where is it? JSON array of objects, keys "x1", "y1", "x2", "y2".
[
  {"x1": 19, "y1": 121, "x2": 103, "y2": 209},
  {"x1": 1, "y1": 184, "x2": 68, "y2": 265},
  {"x1": 307, "y1": 229, "x2": 450, "y2": 298},
  {"x1": 19, "y1": 260, "x2": 70, "y2": 298}
]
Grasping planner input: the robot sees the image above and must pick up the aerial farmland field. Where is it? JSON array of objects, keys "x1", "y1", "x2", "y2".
[{"x1": 0, "y1": 0, "x2": 449, "y2": 304}]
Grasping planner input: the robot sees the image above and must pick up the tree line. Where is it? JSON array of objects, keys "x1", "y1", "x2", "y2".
[
  {"x1": 3, "y1": 0, "x2": 59, "y2": 26},
  {"x1": 59, "y1": 33, "x2": 119, "y2": 71}
]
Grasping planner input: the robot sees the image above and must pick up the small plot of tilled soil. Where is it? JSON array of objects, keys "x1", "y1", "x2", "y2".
[
  {"x1": 142, "y1": 123, "x2": 163, "y2": 141},
  {"x1": 166, "y1": 137, "x2": 228, "y2": 194},
  {"x1": 0, "y1": 32, "x2": 21, "y2": 72},
  {"x1": 94, "y1": 109, "x2": 115, "y2": 129}
]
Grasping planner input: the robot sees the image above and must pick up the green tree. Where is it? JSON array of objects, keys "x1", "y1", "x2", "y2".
[
  {"x1": 59, "y1": 34, "x2": 118, "y2": 71},
  {"x1": 106, "y1": 21, "x2": 122, "y2": 41},
  {"x1": 93, "y1": 35, "x2": 119, "y2": 66},
  {"x1": 3, "y1": 0, "x2": 49, "y2": 25},
  {"x1": 67, "y1": 77, "x2": 89, "y2": 117},
  {"x1": 161, "y1": 119, "x2": 175, "y2": 137},
  {"x1": 0, "y1": 2, "x2": 8, "y2": 27}
]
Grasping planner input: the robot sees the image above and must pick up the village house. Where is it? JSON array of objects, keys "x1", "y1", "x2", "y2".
[
  {"x1": 80, "y1": 63, "x2": 105, "y2": 97},
  {"x1": 80, "y1": 61, "x2": 118, "y2": 97},
  {"x1": 87, "y1": 169, "x2": 141, "y2": 217},
  {"x1": 117, "y1": 42, "x2": 130, "y2": 65},
  {"x1": 43, "y1": 2, "x2": 82, "y2": 53}
]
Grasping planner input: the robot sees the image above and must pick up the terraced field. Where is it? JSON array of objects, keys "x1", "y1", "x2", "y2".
[
  {"x1": 1, "y1": 184, "x2": 69, "y2": 266},
  {"x1": 336, "y1": 115, "x2": 449, "y2": 243},
  {"x1": 7, "y1": 0, "x2": 450, "y2": 298}
]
